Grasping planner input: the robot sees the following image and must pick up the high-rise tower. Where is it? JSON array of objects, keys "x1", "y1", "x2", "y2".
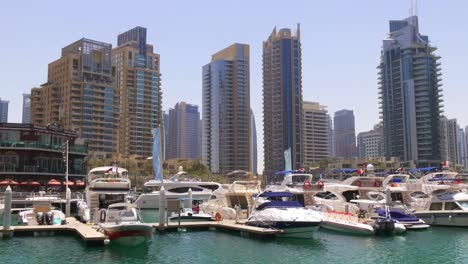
[
  {"x1": 334, "y1": 109, "x2": 356, "y2": 158},
  {"x1": 167, "y1": 102, "x2": 201, "y2": 160},
  {"x1": 263, "y1": 25, "x2": 302, "y2": 178},
  {"x1": 31, "y1": 38, "x2": 115, "y2": 158},
  {"x1": 202, "y1": 43, "x2": 251, "y2": 173},
  {"x1": 112, "y1": 27, "x2": 162, "y2": 158},
  {"x1": 378, "y1": 16, "x2": 443, "y2": 166}
]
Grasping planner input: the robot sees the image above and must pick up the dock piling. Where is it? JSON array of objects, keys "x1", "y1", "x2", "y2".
[
  {"x1": 158, "y1": 186, "x2": 166, "y2": 231},
  {"x1": 66, "y1": 187, "x2": 71, "y2": 217},
  {"x1": 2, "y1": 186, "x2": 13, "y2": 238}
]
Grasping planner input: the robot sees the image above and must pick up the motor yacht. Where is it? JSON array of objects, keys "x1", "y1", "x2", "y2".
[
  {"x1": 77, "y1": 166, "x2": 131, "y2": 224},
  {"x1": 99, "y1": 203, "x2": 153, "y2": 246},
  {"x1": 200, "y1": 181, "x2": 261, "y2": 220},
  {"x1": 246, "y1": 191, "x2": 322, "y2": 238},
  {"x1": 414, "y1": 190, "x2": 468, "y2": 227},
  {"x1": 134, "y1": 170, "x2": 220, "y2": 209}
]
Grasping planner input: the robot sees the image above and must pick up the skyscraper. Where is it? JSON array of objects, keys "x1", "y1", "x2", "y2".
[
  {"x1": 379, "y1": 16, "x2": 443, "y2": 167},
  {"x1": 328, "y1": 114, "x2": 335, "y2": 158},
  {"x1": 112, "y1": 26, "x2": 162, "y2": 158},
  {"x1": 167, "y1": 102, "x2": 201, "y2": 160},
  {"x1": 457, "y1": 127, "x2": 466, "y2": 169},
  {"x1": 163, "y1": 111, "x2": 169, "y2": 160},
  {"x1": 250, "y1": 109, "x2": 257, "y2": 174},
  {"x1": 263, "y1": 25, "x2": 303, "y2": 177},
  {"x1": 202, "y1": 43, "x2": 251, "y2": 174},
  {"x1": 334, "y1": 109, "x2": 356, "y2": 158},
  {"x1": 22, "y1": 93, "x2": 31, "y2": 124},
  {"x1": 357, "y1": 124, "x2": 384, "y2": 159},
  {"x1": 303, "y1": 101, "x2": 329, "y2": 165},
  {"x1": 446, "y1": 119, "x2": 459, "y2": 165},
  {"x1": 31, "y1": 38, "x2": 115, "y2": 158},
  {"x1": 0, "y1": 98, "x2": 9, "y2": 122}
]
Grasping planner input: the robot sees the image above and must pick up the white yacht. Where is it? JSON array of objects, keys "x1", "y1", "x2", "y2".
[
  {"x1": 134, "y1": 170, "x2": 220, "y2": 209},
  {"x1": 77, "y1": 166, "x2": 131, "y2": 224},
  {"x1": 246, "y1": 191, "x2": 322, "y2": 238},
  {"x1": 200, "y1": 181, "x2": 261, "y2": 220},
  {"x1": 414, "y1": 190, "x2": 468, "y2": 227}
]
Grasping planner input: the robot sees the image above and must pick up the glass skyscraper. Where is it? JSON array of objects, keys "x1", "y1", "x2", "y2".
[
  {"x1": 22, "y1": 93, "x2": 31, "y2": 124},
  {"x1": 334, "y1": 109, "x2": 356, "y2": 158},
  {"x1": 167, "y1": 102, "x2": 201, "y2": 160},
  {"x1": 379, "y1": 16, "x2": 443, "y2": 167},
  {"x1": 202, "y1": 43, "x2": 251, "y2": 174},
  {"x1": 0, "y1": 98, "x2": 9, "y2": 122},
  {"x1": 263, "y1": 25, "x2": 303, "y2": 178}
]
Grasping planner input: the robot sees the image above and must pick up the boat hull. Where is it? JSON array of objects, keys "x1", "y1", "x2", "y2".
[
  {"x1": 246, "y1": 221, "x2": 320, "y2": 238},
  {"x1": 414, "y1": 212, "x2": 468, "y2": 227},
  {"x1": 320, "y1": 219, "x2": 375, "y2": 236},
  {"x1": 135, "y1": 193, "x2": 212, "y2": 209},
  {"x1": 100, "y1": 223, "x2": 153, "y2": 246}
]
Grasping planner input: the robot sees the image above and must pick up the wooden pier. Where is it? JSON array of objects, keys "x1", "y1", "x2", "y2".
[
  {"x1": 1, "y1": 218, "x2": 282, "y2": 244},
  {"x1": 0, "y1": 217, "x2": 106, "y2": 243}
]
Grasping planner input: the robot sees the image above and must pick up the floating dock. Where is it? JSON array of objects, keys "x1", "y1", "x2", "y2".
[{"x1": 1, "y1": 218, "x2": 282, "y2": 244}]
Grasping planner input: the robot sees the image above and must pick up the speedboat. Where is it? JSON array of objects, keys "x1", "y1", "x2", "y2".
[
  {"x1": 17, "y1": 205, "x2": 66, "y2": 226},
  {"x1": 246, "y1": 191, "x2": 322, "y2": 238},
  {"x1": 99, "y1": 203, "x2": 153, "y2": 246},
  {"x1": 414, "y1": 190, "x2": 468, "y2": 227},
  {"x1": 77, "y1": 166, "x2": 132, "y2": 224},
  {"x1": 374, "y1": 209, "x2": 429, "y2": 230},
  {"x1": 169, "y1": 207, "x2": 214, "y2": 222},
  {"x1": 135, "y1": 169, "x2": 220, "y2": 209},
  {"x1": 320, "y1": 211, "x2": 375, "y2": 236}
]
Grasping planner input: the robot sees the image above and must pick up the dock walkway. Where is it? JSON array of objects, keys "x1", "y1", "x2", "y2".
[{"x1": 1, "y1": 218, "x2": 282, "y2": 244}]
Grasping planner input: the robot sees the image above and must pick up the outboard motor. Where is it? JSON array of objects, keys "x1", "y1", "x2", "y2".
[
  {"x1": 374, "y1": 219, "x2": 395, "y2": 235},
  {"x1": 45, "y1": 211, "x2": 54, "y2": 225},
  {"x1": 36, "y1": 212, "x2": 45, "y2": 225}
]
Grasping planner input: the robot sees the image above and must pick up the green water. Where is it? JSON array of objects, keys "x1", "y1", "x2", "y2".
[{"x1": 1, "y1": 211, "x2": 468, "y2": 263}]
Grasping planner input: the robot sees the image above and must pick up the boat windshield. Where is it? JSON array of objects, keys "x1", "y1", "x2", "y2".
[{"x1": 457, "y1": 201, "x2": 468, "y2": 210}]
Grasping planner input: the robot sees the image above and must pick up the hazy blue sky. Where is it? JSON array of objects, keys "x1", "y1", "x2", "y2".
[{"x1": 1, "y1": 1, "x2": 467, "y2": 172}]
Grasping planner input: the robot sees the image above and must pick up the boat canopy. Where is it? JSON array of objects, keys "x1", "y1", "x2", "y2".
[
  {"x1": 375, "y1": 209, "x2": 419, "y2": 222},
  {"x1": 275, "y1": 170, "x2": 303, "y2": 176},
  {"x1": 330, "y1": 169, "x2": 358, "y2": 174},
  {"x1": 256, "y1": 201, "x2": 302, "y2": 210},
  {"x1": 408, "y1": 167, "x2": 439, "y2": 173},
  {"x1": 258, "y1": 192, "x2": 294, "y2": 198}
]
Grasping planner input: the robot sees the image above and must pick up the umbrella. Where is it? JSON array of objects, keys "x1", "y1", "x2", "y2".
[
  {"x1": 75, "y1": 180, "x2": 85, "y2": 187},
  {"x1": 20, "y1": 180, "x2": 41, "y2": 186},
  {"x1": 63, "y1": 180, "x2": 75, "y2": 186},
  {"x1": 47, "y1": 179, "x2": 61, "y2": 186},
  {"x1": 0, "y1": 179, "x2": 19, "y2": 186}
]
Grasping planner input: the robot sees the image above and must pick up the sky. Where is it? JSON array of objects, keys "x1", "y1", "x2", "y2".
[{"x1": 1, "y1": 1, "x2": 468, "y2": 173}]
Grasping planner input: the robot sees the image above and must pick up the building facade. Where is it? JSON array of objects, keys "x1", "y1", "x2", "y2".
[
  {"x1": 378, "y1": 16, "x2": 443, "y2": 167},
  {"x1": 0, "y1": 98, "x2": 9, "y2": 122},
  {"x1": 167, "y1": 102, "x2": 201, "y2": 160},
  {"x1": 357, "y1": 124, "x2": 384, "y2": 159},
  {"x1": 0, "y1": 123, "x2": 87, "y2": 184},
  {"x1": 334, "y1": 109, "x2": 356, "y2": 158},
  {"x1": 303, "y1": 101, "x2": 329, "y2": 165},
  {"x1": 263, "y1": 25, "x2": 303, "y2": 177},
  {"x1": 22, "y1": 93, "x2": 31, "y2": 124},
  {"x1": 31, "y1": 38, "x2": 115, "y2": 159},
  {"x1": 202, "y1": 43, "x2": 251, "y2": 174},
  {"x1": 112, "y1": 27, "x2": 162, "y2": 158}
]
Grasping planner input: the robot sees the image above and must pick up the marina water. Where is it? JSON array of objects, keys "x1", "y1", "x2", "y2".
[{"x1": 2, "y1": 211, "x2": 468, "y2": 263}]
